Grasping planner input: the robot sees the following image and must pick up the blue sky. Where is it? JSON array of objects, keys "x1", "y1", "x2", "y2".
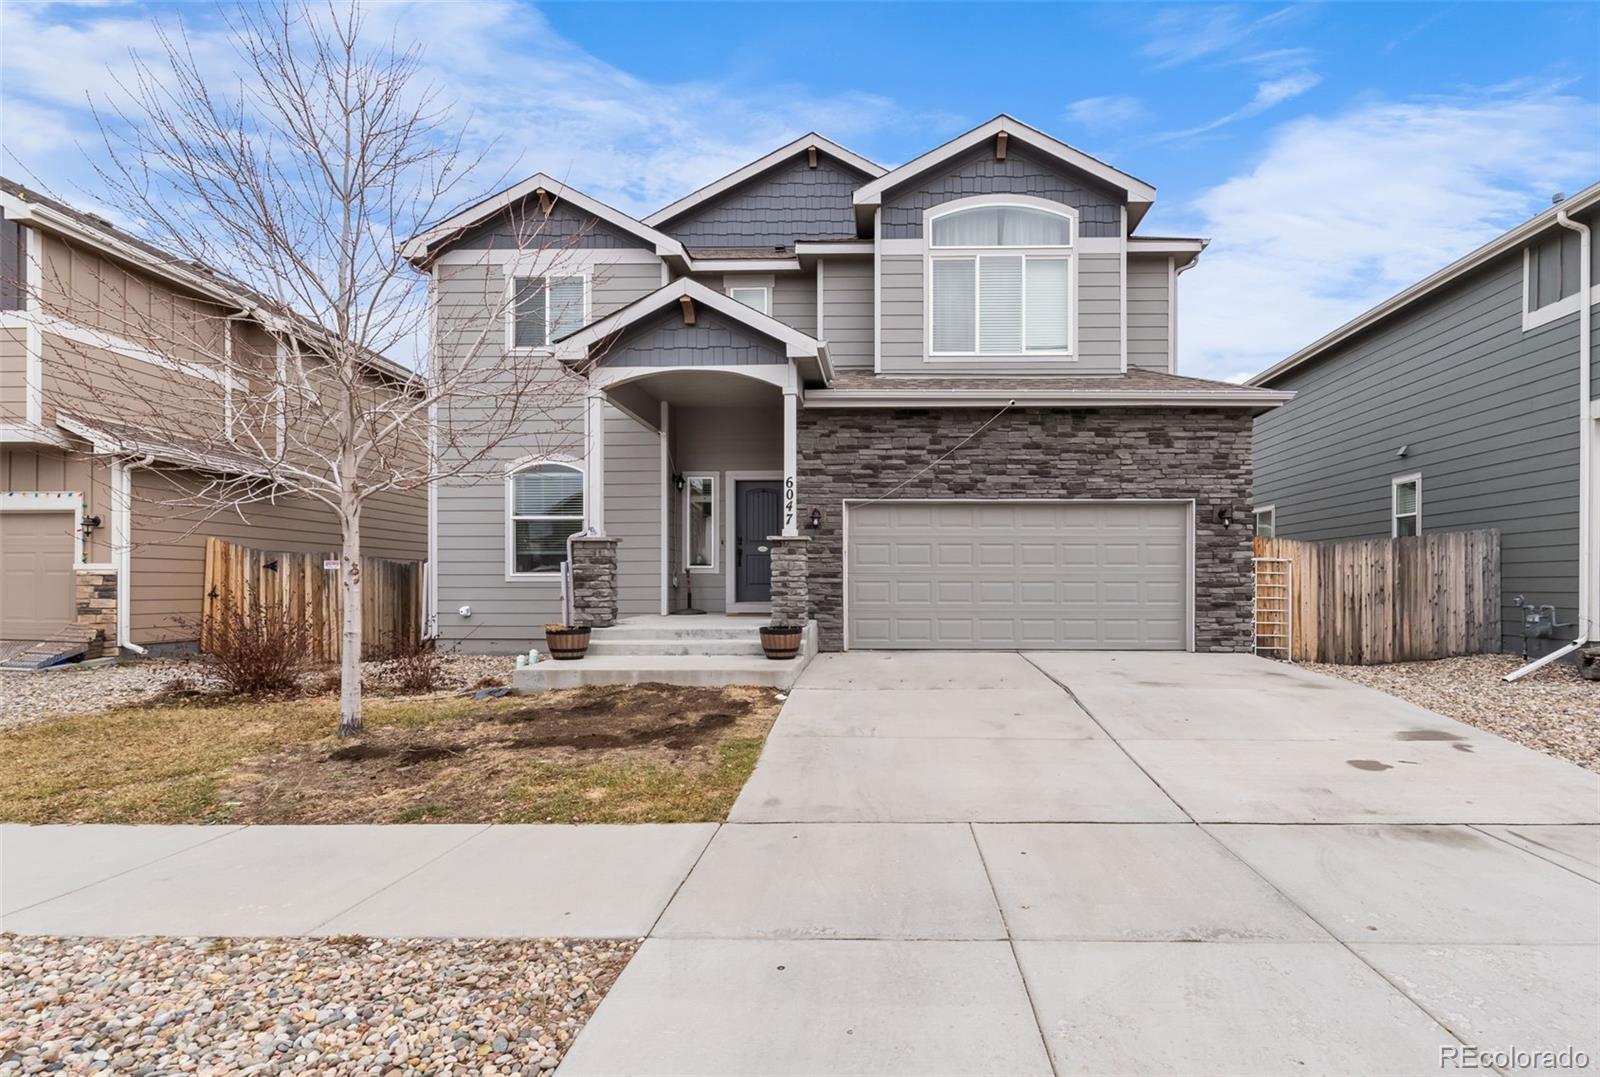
[{"x1": 3, "y1": 1, "x2": 1598, "y2": 379}]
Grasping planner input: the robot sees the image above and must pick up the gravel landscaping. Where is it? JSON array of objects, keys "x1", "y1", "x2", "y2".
[
  {"x1": 0, "y1": 655, "x2": 515, "y2": 732},
  {"x1": 1306, "y1": 653, "x2": 1599, "y2": 771},
  {"x1": 0, "y1": 935, "x2": 636, "y2": 1075}
]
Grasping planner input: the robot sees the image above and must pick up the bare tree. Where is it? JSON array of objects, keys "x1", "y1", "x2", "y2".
[{"x1": 19, "y1": 1, "x2": 597, "y2": 735}]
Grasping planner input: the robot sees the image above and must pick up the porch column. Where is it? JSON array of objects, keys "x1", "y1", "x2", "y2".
[
  {"x1": 587, "y1": 390, "x2": 607, "y2": 535},
  {"x1": 782, "y1": 388, "x2": 799, "y2": 537}
]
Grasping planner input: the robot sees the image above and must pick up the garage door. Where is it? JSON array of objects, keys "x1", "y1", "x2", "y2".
[
  {"x1": 846, "y1": 501, "x2": 1188, "y2": 650},
  {"x1": 0, "y1": 512, "x2": 76, "y2": 640}
]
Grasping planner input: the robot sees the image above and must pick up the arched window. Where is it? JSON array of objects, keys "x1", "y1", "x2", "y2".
[
  {"x1": 927, "y1": 201, "x2": 1075, "y2": 357},
  {"x1": 508, "y1": 461, "x2": 584, "y2": 575}
]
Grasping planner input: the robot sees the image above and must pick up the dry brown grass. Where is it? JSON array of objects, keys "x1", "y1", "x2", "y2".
[{"x1": 0, "y1": 684, "x2": 780, "y2": 824}]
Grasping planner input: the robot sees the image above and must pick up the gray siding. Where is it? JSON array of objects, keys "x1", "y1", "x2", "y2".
[
  {"x1": 604, "y1": 305, "x2": 786, "y2": 367},
  {"x1": 593, "y1": 260, "x2": 665, "y2": 317},
  {"x1": 1253, "y1": 248, "x2": 1583, "y2": 656},
  {"x1": 772, "y1": 270, "x2": 817, "y2": 336},
  {"x1": 1, "y1": 211, "x2": 22, "y2": 311},
  {"x1": 667, "y1": 403, "x2": 782, "y2": 612},
  {"x1": 878, "y1": 251, "x2": 1123, "y2": 375},
  {"x1": 820, "y1": 256, "x2": 873, "y2": 369},
  {"x1": 657, "y1": 152, "x2": 871, "y2": 251},
  {"x1": 881, "y1": 142, "x2": 1124, "y2": 239},
  {"x1": 455, "y1": 195, "x2": 650, "y2": 250},
  {"x1": 1127, "y1": 255, "x2": 1170, "y2": 373}
]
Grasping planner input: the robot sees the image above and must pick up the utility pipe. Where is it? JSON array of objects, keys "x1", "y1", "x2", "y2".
[{"x1": 1505, "y1": 207, "x2": 1592, "y2": 682}]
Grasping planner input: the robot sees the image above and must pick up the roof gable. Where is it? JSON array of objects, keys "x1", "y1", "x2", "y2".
[
  {"x1": 644, "y1": 134, "x2": 884, "y2": 231},
  {"x1": 400, "y1": 173, "x2": 685, "y2": 264},
  {"x1": 652, "y1": 149, "x2": 875, "y2": 252},
  {"x1": 853, "y1": 115, "x2": 1156, "y2": 230}
]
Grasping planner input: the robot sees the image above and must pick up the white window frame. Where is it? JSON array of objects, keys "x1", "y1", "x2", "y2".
[
  {"x1": 1391, "y1": 473, "x2": 1422, "y2": 538},
  {"x1": 1521, "y1": 245, "x2": 1600, "y2": 332},
  {"x1": 684, "y1": 473, "x2": 718, "y2": 573},
  {"x1": 727, "y1": 286, "x2": 770, "y2": 315},
  {"x1": 505, "y1": 271, "x2": 590, "y2": 351},
  {"x1": 505, "y1": 458, "x2": 584, "y2": 580},
  {"x1": 1254, "y1": 504, "x2": 1276, "y2": 539},
  {"x1": 924, "y1": 196, "x2": 1078, "y2": 361}
]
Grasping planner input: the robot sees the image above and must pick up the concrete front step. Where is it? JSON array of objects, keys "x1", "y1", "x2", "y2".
[
  {"x1": 587, "y1": 638, "x2": 765, "y2": 657},
  {"x1": 590, "y1": 625, "x2": 762, "y2": 641},
  {"x1": 512, "y1": 654, "x2": 810, "y2": 692}
]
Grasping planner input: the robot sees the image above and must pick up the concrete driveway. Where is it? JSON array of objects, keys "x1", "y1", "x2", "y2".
[{"x1": 560, "y1": 651, "x2": 1600, "y2": 1076}]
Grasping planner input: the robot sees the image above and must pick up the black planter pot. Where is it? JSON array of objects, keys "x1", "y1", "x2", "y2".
[
  {"x1": 544, "y1": 624, "x2": 591, "y2": 661},
  {"x1": 759, "y1": 625, "x2": 803, "y2": 661}
]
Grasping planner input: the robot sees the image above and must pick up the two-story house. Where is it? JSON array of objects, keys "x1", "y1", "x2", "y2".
[
  {"x1": 0, "y1": 179, "x2": 426, "y2": 658},
  {"x1": 405, "y1": 115, "x2": 1290, "y2": 657},
  {"x1": 1249, "y1": 183, "x2": 1598, "y2": 666}
]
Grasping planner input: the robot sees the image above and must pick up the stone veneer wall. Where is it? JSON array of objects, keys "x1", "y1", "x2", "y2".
[
  {"x1": 797, "y1": 407, "x2": 1255, "y2": 653},
  {"x1": 766, "y1": 536, "x2": 811, "y2": 627},
  {"x1": 74, "y1": 569, "x2": 118, "y2": 657},
  {"x1": 568, "y1": 537, "x2": 619, "y2": 628}
]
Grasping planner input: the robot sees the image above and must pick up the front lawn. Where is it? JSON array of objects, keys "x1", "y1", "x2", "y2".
[{"x1": 0, "y1": 683, "x2": 780, "y2": 824}]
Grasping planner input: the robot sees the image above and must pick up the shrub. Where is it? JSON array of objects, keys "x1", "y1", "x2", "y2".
[
  {"x1": 203, "y1": 589, "x2": 314, "y2": 697},
  {"x1": 369, "y1": 632, "x2": 443, "y2": 695}
]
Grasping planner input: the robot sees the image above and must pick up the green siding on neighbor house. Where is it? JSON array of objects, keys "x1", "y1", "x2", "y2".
[{"x1": 1253, "y1": 244, "x2": 1588, "y2": 656}]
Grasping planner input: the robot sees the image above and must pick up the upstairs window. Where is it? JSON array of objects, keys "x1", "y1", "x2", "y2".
[
  {"x1": 1392, "y1": 474, "x2": 1421, "y2": 537},
  {"x1": 1526, "y1": 229, "x2": 1581, "y2": 312},
  {"x1": 512, "y1": 275, "x2": 586, "y2": 348},
  {"x1": 509, "y1": 462, "x2": 584, "y2": 575},
  {"x1": 928, "y1": 203, "x2": 1074, "y2": 357},
  {"x1": 1254, "y1": 505, "x2": 1276, "y2": 539},
  {"x1": 728, "y1": 286, "x2": 770, "y2": 315}
]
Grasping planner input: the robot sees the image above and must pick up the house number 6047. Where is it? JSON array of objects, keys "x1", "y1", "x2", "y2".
[{"x1": 783, "y1": 477, "x2": 795, "y2": 527}]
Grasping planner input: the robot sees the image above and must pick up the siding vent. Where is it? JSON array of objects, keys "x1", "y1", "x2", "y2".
[
  {"x1": 995, "y1": 131, "x2": 1008, "y2": 161},
  {"x1": 679, "y1": 295, "x2": 696, "y2": 325},
  {"x1": 807, "y1": 145, "x2": 818, "y2": 169},
  {"x1": 536, "y1": 188, "x2": 555, "y2": 216}
]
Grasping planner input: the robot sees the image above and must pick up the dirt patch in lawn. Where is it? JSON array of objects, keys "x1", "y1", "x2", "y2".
[{"x1": 0, "y1": 683, "x2": 781, "y2": 825}]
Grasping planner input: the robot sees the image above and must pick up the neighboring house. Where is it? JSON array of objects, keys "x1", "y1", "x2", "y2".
[
  {"x1": 1249, "y1": 183, "x2": 1599, "y2": 659},
  {"x1": 0, "y1": 179, "x2": 426, "y2": 656},
  {"x1": 405, "y1": 115, "x2": 1290, "y2": 655}
]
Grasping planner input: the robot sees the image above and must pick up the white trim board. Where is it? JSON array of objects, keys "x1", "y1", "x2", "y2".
[{"x1": 839, "y1": 497, "x2": 1197, "y2": 652}]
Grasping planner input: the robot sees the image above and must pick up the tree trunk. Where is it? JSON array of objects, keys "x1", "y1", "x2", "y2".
[{"x1": 337, "y1": 508, "x2": 364, "y2": 738}]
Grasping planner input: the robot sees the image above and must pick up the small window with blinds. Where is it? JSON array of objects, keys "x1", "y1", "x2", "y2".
[
  {"x1": 1391, "y1": 474, "x2": 1421, "y2": 538},
  {"x1": 508, "y1": 462, "x2": 584, "y2": 575},
  {"x1": 927, "y1": 202, "x2": 1074, "y2": 357},
  {"x1": 511, "y1": 275, "x2": 587, "y2": 349}
]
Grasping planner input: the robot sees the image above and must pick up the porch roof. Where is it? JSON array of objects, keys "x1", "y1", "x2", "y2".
[{"x1": 556, "y1": 277, "x2": 832, "y2": 386}]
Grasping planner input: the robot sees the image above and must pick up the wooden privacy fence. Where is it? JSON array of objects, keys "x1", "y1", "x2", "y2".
[
  {"x1": 1252, "y1": 530, "x2": 1500, "y2": 665},
  {"x1": 201, "y1": 537, "x2": 423, "y2": 662}
]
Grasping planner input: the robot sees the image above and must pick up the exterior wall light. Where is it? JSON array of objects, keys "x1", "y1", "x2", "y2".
[
  {"x1": 1216, "y1": 505, "x2": 1235, "y2": 529},
  {"x1": 806, "y1": 508, "x2": 823, "y2": 530}
]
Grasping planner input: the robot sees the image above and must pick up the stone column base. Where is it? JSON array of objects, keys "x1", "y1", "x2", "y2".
[
  {"x1": 569, "y1": 536, "x2": 620, "y2": 628},
  {"x1": 74, "y1": 568, "x2": 118, "y2": 658},
  {"x1": 766, "y1": 535, "x2": 810, "y2": 628}
]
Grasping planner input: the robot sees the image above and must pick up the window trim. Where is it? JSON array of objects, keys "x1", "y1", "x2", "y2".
[
  {"x1": 923, "y1": 196, "x2": 1078, "y2": 361},
  {"x1": 505, "y1": 270, "x2": 591, "y2": 352},
  {"x1": 1521, "y1": 244, "x2": 1600, "y2": 332},
  {"x1": 504, "y1": 457, "x2": 585, "y2": 580},
  {"x1": 727, "y1": 286, "x2": 770, "y2": 316},
  {"x1": 1391, "y1": 473, "x2": 1422, "y2": 538},
  {"x1": 683, "y1": 473, "x2": 718, "y2": 573},
  {"x1": 1254, "y1": 504, "x2": 1276, "y2": 539}
]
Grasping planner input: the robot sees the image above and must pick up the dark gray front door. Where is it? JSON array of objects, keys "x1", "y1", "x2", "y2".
[{"x1": 735, "y1": 480, "x2": 782, "y2": 603}]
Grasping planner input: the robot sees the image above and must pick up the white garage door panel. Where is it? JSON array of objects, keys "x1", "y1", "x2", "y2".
[{"x1": 847, "y1": 501, "x2": 1188, "y2": 650}]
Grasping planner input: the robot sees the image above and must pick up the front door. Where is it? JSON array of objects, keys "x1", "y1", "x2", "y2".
[{"x1": 734, "y1": 480, "x2": 782, "y2": 604}]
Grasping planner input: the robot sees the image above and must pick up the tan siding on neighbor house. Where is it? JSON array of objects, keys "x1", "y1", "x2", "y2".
[
  {"x1": 1, "y1": 445, "x2": 113, "y2": 564},
  {"x1": 128, "y1": 467, "x2": 425, "y2": 644},
  {"x1": 1, "y1": 326, "x2": 26, "y2": 422}
]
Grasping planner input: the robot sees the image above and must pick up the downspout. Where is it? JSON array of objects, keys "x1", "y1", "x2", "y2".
[
  {"x1": 115, "y1": 453, "x2": 157, "y2": 656},
  {"x1": 1505, "y1": 207, "x2": 1591, "y2": 681}
]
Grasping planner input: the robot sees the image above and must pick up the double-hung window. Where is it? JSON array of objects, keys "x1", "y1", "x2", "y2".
[
  {"x1": 928, "y1": 203, "x2": 1074, "y2": 357},
  {"x1": 1392, "y1": 474, "x2": 1421, "y2": 537},
  {"x1": 509, "y1": 462, "x2": 584, "y2": 575},
  {"x1": 728, "y1": 287, "x2": 770, "y2": 315},
  {"x1": 511, "y1": 274, "x2": 586, "y2": 348}
]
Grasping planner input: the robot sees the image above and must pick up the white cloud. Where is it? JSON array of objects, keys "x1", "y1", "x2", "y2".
[
  {"x1": 1140, "y1": 5, "x2": 1304, "y2": 68},
  {"x1": 1156, "y1": 69, "x2": 1321, "y2": 140},
  {"x1": 1177, "y1": 89, "x2": 1600, "y2": 382},
  {"x1": 1063, "y1": 95, "x2": 1149, "y2": 131},
  {"x1": 0, "y1": 1, "x2": 919, "y2": 223}
]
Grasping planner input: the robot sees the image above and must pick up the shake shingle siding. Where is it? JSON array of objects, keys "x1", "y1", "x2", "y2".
[
  {"x1": 604, "y1": 306, "x2": 787, "y2": 367},
  {"x1": 454, "y1": 195, "x2": 651, "y2": 251},
  {"x1": 1253, "y1": 249, "x2": 1583, "y2": 655},
  {"x1": 657, "y1": 152, "x2": 872, "y2": 251},
  {"x1": 881, "y1": 142, "x2": 1125, "y2": 239}
]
